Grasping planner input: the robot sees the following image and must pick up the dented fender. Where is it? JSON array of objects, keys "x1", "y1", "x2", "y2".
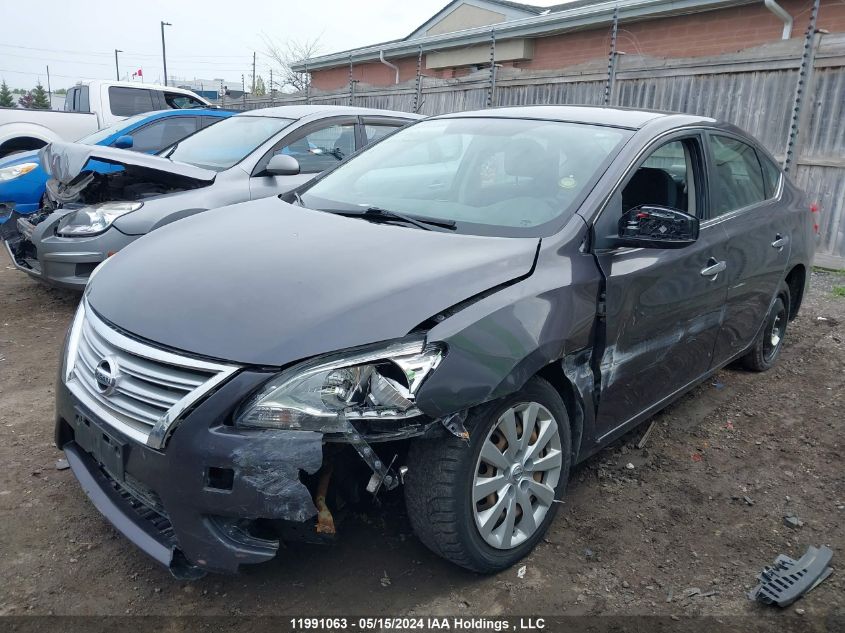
[{"x1": 416, "y1": 218, "x2": 603, "y2": 432}]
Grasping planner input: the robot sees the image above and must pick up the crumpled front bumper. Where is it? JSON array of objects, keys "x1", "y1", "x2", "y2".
[
  {"x1": 4, "y1": 210, "x2": 136, "y2": 290},
  {"x1": 55, "y1": 366, "x2": 326, "y2": 577}
]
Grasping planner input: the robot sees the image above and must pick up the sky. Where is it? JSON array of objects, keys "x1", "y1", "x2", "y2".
[{"x1": 0, "y1": 0, "x2": 567, "y2": 91}]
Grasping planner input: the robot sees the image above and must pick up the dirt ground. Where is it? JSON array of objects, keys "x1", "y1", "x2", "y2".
[{"x1": 0, "y1": 251, "x2": 843, "y2": 624}]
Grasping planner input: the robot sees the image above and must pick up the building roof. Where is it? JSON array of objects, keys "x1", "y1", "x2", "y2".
[{"x1": 292, "y1": 0, "x2": 757, "y2": 72}]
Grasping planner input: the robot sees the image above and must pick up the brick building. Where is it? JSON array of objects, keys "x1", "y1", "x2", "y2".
[{"x1": 294, "y1": 0, "x2": 845, "y2": 91}]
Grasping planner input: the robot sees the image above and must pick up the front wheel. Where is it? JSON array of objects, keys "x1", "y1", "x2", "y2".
[
  {"x1": 741, "y1": 281, "x2": 791, "y2": 372},
  {"x1": 404, "y1": 377, "x2": 571, "y2": 573}
]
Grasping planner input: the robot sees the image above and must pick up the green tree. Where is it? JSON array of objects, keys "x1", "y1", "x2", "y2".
[
  {"x1": 0, "y1": 80, "x2": 14, "y2": 108},
  {"x1": 31, "y1": 82, "x2": 50, "y2": 109},
  {"x1": 254, "y1": 75, "x2": 266, "y2": 96}
]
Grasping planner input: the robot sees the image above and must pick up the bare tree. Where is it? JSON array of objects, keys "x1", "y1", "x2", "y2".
[{"x1": 263, "y1": 36, "x2": 322, "y2": 93}]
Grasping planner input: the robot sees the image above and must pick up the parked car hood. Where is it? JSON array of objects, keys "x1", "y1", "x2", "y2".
[
  {"x1": 39, "y1": 141, "x2": 216, "y2": 184},
  {"x1": 86, "y1": 198, "x2": 540, "y2": 366}
]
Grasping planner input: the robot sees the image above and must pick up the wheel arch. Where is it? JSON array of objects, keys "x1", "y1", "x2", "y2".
[
  {"x1": 536, "y1": 360, "x2": 586, "y2": 466},
  {"x1": 0, "y1": 134, "x2": 51, "y2": 158},
  {"x1": 784, "y1": 264, "x2": 806, "y2": 321}
]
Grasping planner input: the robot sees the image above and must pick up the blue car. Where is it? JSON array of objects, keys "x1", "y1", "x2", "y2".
[{"x1": 0, "y1": 108, "x2": 232, "y2": 224}]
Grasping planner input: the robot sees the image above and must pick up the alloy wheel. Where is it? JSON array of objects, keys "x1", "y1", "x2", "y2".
[
  {"x1": 763, "y1": 303, "x2": 787, "y2": 362},
  {"x1": 472, "y1": 402, "x2": 562, "y2": 550}
]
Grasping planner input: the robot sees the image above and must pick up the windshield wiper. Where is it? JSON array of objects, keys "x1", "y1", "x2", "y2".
[
  {"x1": 163, "y1": 142, "x2": 179, "y2": 159},
  {"x1": 361, "y1": 206, "x2": 457, "y2": 231}
]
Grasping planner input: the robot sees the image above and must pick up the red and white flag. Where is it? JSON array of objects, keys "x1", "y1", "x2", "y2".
[{"x1": 132, "y1": 68, "x2": 143, "y2": 79}]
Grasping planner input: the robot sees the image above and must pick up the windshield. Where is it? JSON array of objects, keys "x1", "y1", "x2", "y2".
[
  {"x1": 301, "y1": 117, "x2": 631, "y2": 236},
  {"x1": 76, "y1": 113, "x2": 152, "y2": 145},
  {"x1": 165, "y1": 115, "x2": 294, "y2": 171}
]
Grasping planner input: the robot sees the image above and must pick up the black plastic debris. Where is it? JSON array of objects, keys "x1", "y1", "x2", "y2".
[{"x1": 748, "y1": 545, "x2": 833, "y2": 607}]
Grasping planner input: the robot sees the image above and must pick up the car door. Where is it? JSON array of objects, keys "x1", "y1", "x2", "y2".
[
  {"x1": 591, "y1": 133, "x2": 729, "y2": 442},
  {"x1": 248, "y1": 116, "x2": 358, "y2": 200},
  {"x1": 126, "y1": 117, "x2": 199, "y2": 153},
  {"x1": 705, "y1": 132, "x2": 791, "y2": 364}
]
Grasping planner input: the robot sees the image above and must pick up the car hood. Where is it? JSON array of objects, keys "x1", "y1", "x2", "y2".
[
  {"x1": 87, "y1": 199, "x2": 540, "y2": 366},
  {"x1": 39, "y1": 141, "x2": 216, "y2": 184}
]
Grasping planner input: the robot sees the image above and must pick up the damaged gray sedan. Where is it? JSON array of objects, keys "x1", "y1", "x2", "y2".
[
  {"x1": 4, "y1": 105, "x2": 419, "y2": 289},
  {"x1": 55, "y1": 106, "x2": 813, "y2": 578}
]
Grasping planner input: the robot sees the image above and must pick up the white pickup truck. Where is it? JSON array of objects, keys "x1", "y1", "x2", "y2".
[{"x1": 0, "y1": 80, "x2": 211, "y2": 158}]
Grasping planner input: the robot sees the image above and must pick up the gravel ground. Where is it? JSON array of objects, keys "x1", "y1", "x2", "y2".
[{"x1": 0, "y1": 252, "x2": 843, "y2": 626}]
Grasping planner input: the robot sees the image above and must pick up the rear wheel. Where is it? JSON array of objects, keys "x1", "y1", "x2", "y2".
[
  {"x1": 741, "y1": 281, "x2": 790, "y2": 372},
  {"x1": 404, "y1": 377, "x2": 571, "y2": 573}
]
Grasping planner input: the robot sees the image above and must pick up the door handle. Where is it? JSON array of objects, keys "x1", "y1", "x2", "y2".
[
  {"x1": 700, "y1": 258, "x2": 726, "y2": 279},
  {"x1": 771, "y1": 234, "x2": 788, "y2": 250}
]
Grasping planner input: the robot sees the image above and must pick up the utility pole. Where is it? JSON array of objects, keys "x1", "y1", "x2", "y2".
[
  {"x1": 160, "y1": 21, "x2": 172, "y2": 86},
  {"x1": 114, "y1": 49, "x2": 122, "y2": 81},
  {"x1": 252, "y1": 51, "x2": 256, "y2": 94},
  {"x1": 46, "y1": 65, "x2": 52, "y2": 107},
  {"x1": 242, "y1": 74, "x2": 246, "y2": 108}
]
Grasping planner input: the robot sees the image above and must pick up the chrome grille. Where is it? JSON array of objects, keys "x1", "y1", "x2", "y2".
[{"x1": 65, "y1": 301, "x2": 239, "y2": 448}]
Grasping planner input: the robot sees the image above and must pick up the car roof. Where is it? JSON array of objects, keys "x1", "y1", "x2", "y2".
[
  {"x1": 237, "y1": 104, "x2": 423, "y2": 121},
  {"x1": 432, "y1": 105, "x2": 714, "y2": 130},
  {"x1": 134, "y1": 108, "x2": 233, "y2": 122}
]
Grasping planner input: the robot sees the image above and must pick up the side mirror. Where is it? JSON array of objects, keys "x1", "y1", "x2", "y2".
[
  {"x1": 113, "y1": 135, "x2": 134, "y2": 149},
  {"x1": 264, "y1": 154, "x2": 300, "y2": 176},
  {"x1": 616, "y1": 205, "x2": 699, "y2": 249}
]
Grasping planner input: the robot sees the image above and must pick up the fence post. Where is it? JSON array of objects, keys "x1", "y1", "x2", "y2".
[
  {"x1": 784, "y1": 0, "x2": 821, "y2": 172},
  {"x1": 413, "y1": 46, "x2": 423, "y2": 113},
  {"x1": 348, "y1": 55, "x2": 355, "y2": 106},
  {"x1": 486, "y1": 29, "x2": 497, "y2": 108},
  {"x1": 603, "y1": 6, "x2": 619, "y2": 106},
  {"x1": 305, "y1": 62, "x2": 311, "y2": 105}
]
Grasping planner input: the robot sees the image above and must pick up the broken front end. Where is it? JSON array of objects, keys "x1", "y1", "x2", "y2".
[
  {"x1": 5, "y1": 142, "x2": 215, "y2": 289},
  {"x1": 55, "y1": 300, "x2": 459, "y2": 577}
]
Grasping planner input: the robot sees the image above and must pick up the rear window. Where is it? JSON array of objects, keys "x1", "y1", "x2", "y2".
[
  {"x1": 64, "y1": 86, "x2": 90, "y2": 113},
  {"x1": 109, "y1": 87, "x2": 155, "y2": 117}
]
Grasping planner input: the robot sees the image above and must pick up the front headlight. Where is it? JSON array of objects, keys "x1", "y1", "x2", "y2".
[
  {"x1": 237, "y1": 339, "x2": 445, "y2": 432},
  {"x1": 56, "y1": 201, "x2": 143, "y2": 236},
  {"x1": 0, "y1": 162, "x2": 38, "y2": 181}
]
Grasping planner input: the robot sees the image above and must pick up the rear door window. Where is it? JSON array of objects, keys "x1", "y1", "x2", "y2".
[
  {"x1": 128, "y1": 117, "x2": 198, "y2": 153},
  {"x1": 708, "y1": 135, "x2": 766, "y2": 217},
  {"x1": 759, "y1": 154, "x2": 783, "y2": 199},
  {"x1": 109, "y1": 87, "x2": 156, "y2": 117},
  {"x1": 363, "y1": 124, "x2": 400, "y2": 145}
]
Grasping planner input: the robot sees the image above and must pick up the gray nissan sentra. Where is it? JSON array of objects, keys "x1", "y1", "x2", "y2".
[{"x1": 55, "y1": 106, "x2": 814, "y2": 578}]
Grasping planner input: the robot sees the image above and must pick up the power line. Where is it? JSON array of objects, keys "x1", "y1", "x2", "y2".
[{"x1": 0, "y1": 42, "x2": 257, "y2": 60}]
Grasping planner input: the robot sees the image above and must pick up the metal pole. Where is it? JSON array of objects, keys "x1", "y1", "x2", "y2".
[
  {"x1": 305, "y1": 62, "x2": 311, "y2": 105},
  {"x1": 603, "y1": 7, "x2": 619, "y2": 106},
  {"x1": 160, "y1": 21, "x2": 171, "y2": 86},
  {"x1": 114, "y1": 49, "x2": 122, "y2": 81},
  {"x1": 242, "y1": 74, "x2": 246, "y2": 109},
  {"x1": 46, "y1": 65, "x2": 52, "y2": 107},
  {"x1": 252, "y1": 51, "x2": 256, "y2": 94},
  {"x1": 348, "y1": 54, "x2": 354, "y2": 106},
  {"x1": 783, "y1": 0, "x2": 821, "y2": 172},
  {"x1": 486, "y1": 29, "x2": 496, "y2": 108},
  {"x1": 413, "y1": 45, "x2": 423, "y2": 113}
]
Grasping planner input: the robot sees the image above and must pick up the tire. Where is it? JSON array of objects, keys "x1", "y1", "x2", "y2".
[
  {"x1": 741, "y1": 281, "x2": 791, "y2": 372},
  {"x1": 404, "y1": 377, "x2": 572, "y2": 573}
]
